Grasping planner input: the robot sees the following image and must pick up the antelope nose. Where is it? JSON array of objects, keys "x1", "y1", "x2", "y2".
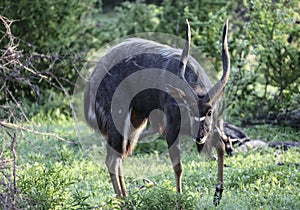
[
  {"x1": 195, "y1": 136, "x2": 204, "y2": 143},
  {"x1": 195, "y1": 134, "x2": 207, "y2": 144}
]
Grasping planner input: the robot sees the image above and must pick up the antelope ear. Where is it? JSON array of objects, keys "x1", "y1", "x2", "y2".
[{"x1": 166, "y1": 84, "x2": 187, "y2": 101}]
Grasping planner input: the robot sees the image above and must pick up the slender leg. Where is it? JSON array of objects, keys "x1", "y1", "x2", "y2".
[
  {"x1": 106, "y1": 144, "x2": 123, "y2": 197},
  {"x1": 213, "y1": 139, "x2": 225, "y2": 206},
  {"x1": 118, "y1": 159, "x2": 128, "y2": 196},
  {"x1": 166, "y1": 123, "x2": 182, "y2": 193},
  {"x1": 173, "y1": 160, "x2": 183, "y2": 193},
  {"x1": 107, "y1": 158, "x2": 122, "y2": 196}
]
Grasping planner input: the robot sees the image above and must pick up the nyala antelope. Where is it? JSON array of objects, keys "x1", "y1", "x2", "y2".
[{"x1": 84, "y1": 19, "x2": 230, "y2": 206}]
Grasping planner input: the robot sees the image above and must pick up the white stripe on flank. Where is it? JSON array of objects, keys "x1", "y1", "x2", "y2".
[
  {"x1": 122, "y1": 109, "x2": 132, "y2": 151},
  {"x1": 122, "y1": 108, "x2": 148, "y2": 155}
]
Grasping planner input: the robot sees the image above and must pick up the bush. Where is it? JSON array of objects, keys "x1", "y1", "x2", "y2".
[
  {"x1": 246, "y1": 0, "x2": 300, "y2": 110},
  {"x1": 225, "y1": 0, "x2": 300, "y2": 123},
  {"x1": 0, "y1": 1, "x2": 103, "y2": 121},
  {"x1": 18, "y1": 162, "x2": 92, "y2": 209},
  {"x1": 1, "y1": 0, "x2": 299, "y2": 123},
  {"x1": 0, "y1": 0, "x2": 102, "y2": 52}
]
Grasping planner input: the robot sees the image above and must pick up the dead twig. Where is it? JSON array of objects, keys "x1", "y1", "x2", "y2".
[{"x1": 0, "y1": 121, "x2": 74, "y2": 144}]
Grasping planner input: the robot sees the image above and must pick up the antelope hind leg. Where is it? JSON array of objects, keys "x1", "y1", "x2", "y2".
[
  {"x1": 106, "y1": 144, "x2": 124, "y2": 197},
  {"x1": 118, "y1": 159, "x2": 128, "y2": 196}
]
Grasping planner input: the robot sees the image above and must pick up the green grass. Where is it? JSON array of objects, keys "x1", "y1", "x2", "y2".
[
  {"x1": 243, "y1": 124, "x2": 300, "y2": 142},
  {"x1": 1, "y1": 119, "x2": 299, "y2": 209}
]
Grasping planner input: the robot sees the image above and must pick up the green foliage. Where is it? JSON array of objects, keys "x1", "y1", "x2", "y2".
[
  {"x1": 158, "y1": 0, "x2": 227, "y2": 34},
  {"x1": 104, "y1": 0, "x2": 228, "y2": 70},
  {"x1": 0, "y1": 0, "x2": 103, "y2": 121},
  {"x1": 223, "y1": 148, "x2": 300, "y2": 209},
  {"x1": 225, "y1": 0, "x2": 300, "y2": 120},
  {"x1": 249, "y1": 0, "x2": 300, "y2": 109},
  {"x1": 243, "y1": 124, "x2": 300, "y2": 142},
  {"x1": 0, "y1": 0, "x2": 102, "y2": 52},
  {"x1": 1, "y1": 0, "x2": 299, "y2": 124},
  {"x1": 23, "y1": 90, "x2": 72, "y2": 123},
  {"x1": 123, "y1": 180, "x2": 195, "y2": 209},
  {"x1": 18, "y1": 162, "x2": 77, "y2": 209},
  {"x1": 159, "y1": 0, "x2": 228, "y2": 71},
  {"x1": 134, "y1": 136, "x2": 168, "y2": 154},
  {"x1": 116, "y1": 1, "x2": 162, "y2": 35}
]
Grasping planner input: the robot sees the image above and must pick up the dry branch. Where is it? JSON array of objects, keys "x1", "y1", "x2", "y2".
[
  {"x1": 0, "y1": 121, "x2": 74, "y2": 144},
  {"x1": 0, "y1": 15, "x2": 83, "y2": 208}
]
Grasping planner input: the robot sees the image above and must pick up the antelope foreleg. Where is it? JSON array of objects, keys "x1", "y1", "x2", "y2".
[
  {"x1": 173, "y1": 162, "x2": 183, "y2": 193},
  {"x1": 167, "y1": 137, "x2": 182, "y2": 193},
  {"x1": 213, "y1": 140, "x2": 225, "y2": 206}
]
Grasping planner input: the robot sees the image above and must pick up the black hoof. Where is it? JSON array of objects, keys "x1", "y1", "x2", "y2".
[{"x1": 213, "y1": 184, "x2": 223, "y2": 206}]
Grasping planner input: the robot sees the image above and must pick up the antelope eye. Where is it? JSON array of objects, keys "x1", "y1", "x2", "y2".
[{"x1": 207, "y1": 110, "x2": 212, "y2": 117}]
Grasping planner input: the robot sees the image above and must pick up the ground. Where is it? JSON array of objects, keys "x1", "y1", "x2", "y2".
[{"x1": 1, "y1": 119, "x2": 299, "y2": 209}]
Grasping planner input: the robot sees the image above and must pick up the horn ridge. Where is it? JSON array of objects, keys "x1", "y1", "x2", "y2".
[
  {"x1": 221, "y1": 19, "x2": 230, "y2": 83},
  {"x1": 205, "y1": 19, "x2": 230, "y2": 103},
  {"x1": 179, "y1": 19, "x2": 191, "y2": 79}
]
